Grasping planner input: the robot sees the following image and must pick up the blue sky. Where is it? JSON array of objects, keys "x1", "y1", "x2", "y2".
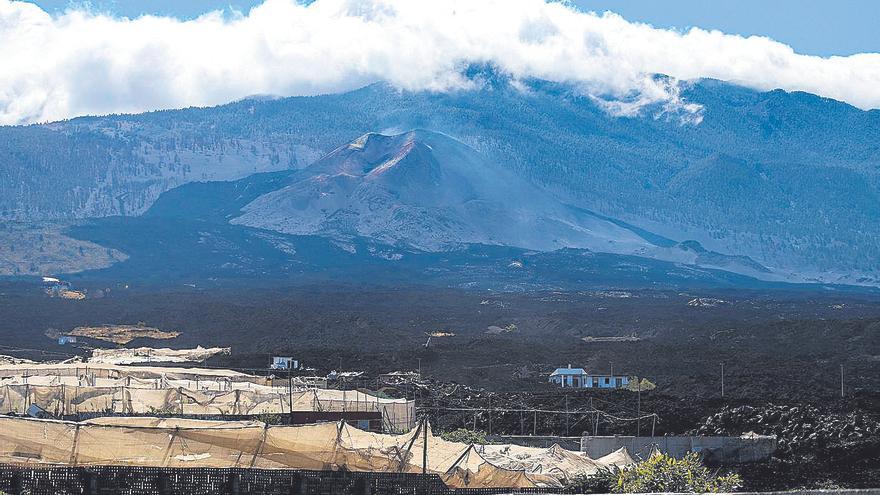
[{"x1": 24, "y1": 0, "x2": 880, "y2": 57}]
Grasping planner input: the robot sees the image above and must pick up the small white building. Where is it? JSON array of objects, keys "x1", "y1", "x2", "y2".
[
  {"x1": 270, "y1": 356, "x2": 299, "y2": 370},
  {"x1": 549, "y1": 365, "x2": 588, "y2": 387},
  {"x1": 549, "y1": 365, "x2": 630, "y2": 389}
]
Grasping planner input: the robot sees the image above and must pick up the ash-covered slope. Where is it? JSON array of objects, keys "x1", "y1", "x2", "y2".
[
  {"x1": 234, "y1": 130, "x2": 652, "y2": 252},
  {"x1": 232, "y1": 130, "x2": 771, "y2": 279}
]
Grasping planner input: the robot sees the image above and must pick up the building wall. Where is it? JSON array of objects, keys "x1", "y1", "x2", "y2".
[
  {"x1": 551, "y1": 375, "x2": 629, "y2": 388},
  {"x1": 580, "y1": 435, "x2": 777, "y2": 464},
  {"x1": 272, "y1": 357, "x2": 298, "y2": 369},
  {"x1": 550, "y1": 374, "x2": 588, "y2": 387}
]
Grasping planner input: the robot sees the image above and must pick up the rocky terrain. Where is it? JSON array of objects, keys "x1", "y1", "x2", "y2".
[{"x1": 693, "y1": 404, "x2": 880, "y2": 488}]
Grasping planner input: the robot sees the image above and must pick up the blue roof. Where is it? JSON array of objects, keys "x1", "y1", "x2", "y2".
[{"x1": 550, "y1": 367, "x2": 587, "y2": 376}]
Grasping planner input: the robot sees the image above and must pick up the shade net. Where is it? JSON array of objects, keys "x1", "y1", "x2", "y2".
[
  {"x1": 0, "y1": 417, "x2": 561, "y2": 488},
  {"x1": 0, "y1": 365, "x2": 416, "y2": 433}
]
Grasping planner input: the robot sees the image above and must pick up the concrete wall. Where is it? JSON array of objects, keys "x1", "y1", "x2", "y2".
[{"x1": 581, "y1": 435, "x2": 776, "y2": 464}]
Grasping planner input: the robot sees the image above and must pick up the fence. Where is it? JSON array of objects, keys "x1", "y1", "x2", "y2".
[{"x1": 0, "y1": 464, "x2": 560, "y2": 495}]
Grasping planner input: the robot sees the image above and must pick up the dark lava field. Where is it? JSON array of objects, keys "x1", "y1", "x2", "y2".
[{"x1": 1, "y1": 281, "x2": 880, "y2": 488}]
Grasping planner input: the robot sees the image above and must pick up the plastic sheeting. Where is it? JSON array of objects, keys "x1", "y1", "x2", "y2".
[
  {"x1": 88, "y1": 347, "x2": 231, "y2": 365},
  {"x1": 0, "y1": 364, "x2": 416, "y2": 432},
  {"x1": 0, "y1": 416, "x2": 546, "y2": 489},
  {"x1": 480, "y1": 443, "x2": 635, "y2": 484},
  {"x1": 0, "y1": 385, "x2": 416, "y2": 432}
]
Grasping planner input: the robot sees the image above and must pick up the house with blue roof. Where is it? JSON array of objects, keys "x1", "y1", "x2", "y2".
[{"x1": 549, "y1": 365, "x2": 630, "y2": 389}]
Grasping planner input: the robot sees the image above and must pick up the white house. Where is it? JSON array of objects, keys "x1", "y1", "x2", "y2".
[
  {"x1": 270, "y1": 356, "x2": 299, "y2": 370},
  {"x1": 549, "y1": 365, "x2": 588, "y2": 387},
  {"x1": 549, "y1": 365, "x2": 630, "y2": 389}
]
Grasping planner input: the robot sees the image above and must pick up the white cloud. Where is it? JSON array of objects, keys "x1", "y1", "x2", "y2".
[{"x1": 1, "y1": 0, "x2": 879, "y2": 125}]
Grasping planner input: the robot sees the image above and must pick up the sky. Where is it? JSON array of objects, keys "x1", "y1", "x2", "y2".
[
  {"x1": 2, "y1": 0, "x2": 879, "y2": 125},
  {"x1": 25, "y1": 0, "x2": 880, "y2": 56}
]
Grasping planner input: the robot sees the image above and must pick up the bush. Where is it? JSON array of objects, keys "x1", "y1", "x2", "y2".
[
  {"x1": 256, "y1": 413, "x2": 283, "y2": 425},
  {"x1": 146, "y1": 405, "x2": 178, "y2": 416},
  {"x1": 614, "y1": 452, "x2": 742, "y2": 493},
  {"x1": 564, "y1": 452, "x2": 741, "y2": 493},
  {"x1": 626, "y1": 377, "x2": 657, "y2": 392},
  {"x1": 563, "y1": 466, "x2": 620, "y2": 493},
  {"x1": 440, "y1": 428, "x2": 491, "y2": 445}
]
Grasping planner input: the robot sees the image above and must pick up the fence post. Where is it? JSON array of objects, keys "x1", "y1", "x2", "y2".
[
  {"x1": 157, "y1": 471, "x2": 171, "y2": 495},
  {"x1": 228, "y1": 471, "x2": 241, "y2": 495},
  {"x1": 422, "y1": 416, "x2": 428, "y2": 476},
  {"x1": 82, "y1": 470, "x2": 97, "y2": 495},
  {"x1": 289, "y1": 472, "x2": 305, "y2": 495},
  {"x1": 10, "y1": 470, "x2": 22, "y2": 495},
  {"x1": 353, "y1": 476, "x2": 371, "y2": 495}
]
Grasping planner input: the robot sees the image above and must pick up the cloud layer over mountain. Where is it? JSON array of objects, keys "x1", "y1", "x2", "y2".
[{"x1": 1, "y1": 0, "x2": 879, "y2": 125}]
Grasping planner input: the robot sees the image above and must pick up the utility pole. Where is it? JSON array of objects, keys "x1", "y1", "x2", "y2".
[
  {"x1": 422, "y1": 416, "x2": 428, "y2": 475},
  {"x1": 565, "y1": 395, "x2": 570, "y2": 436},
  {"x1": 841, "y1": 364, "x2": 845, "y2": 398},
  {"x1": 720, "y1": 363, "x2": 725, "y2": 398},
  {"x1": 488, "y1": 396, "x2": 492, "y2": 435},
  {"x1": 636, "y1": 376, "x2": 641, "y2": 437},
  {"x1": 288, "y1": 369, "x2": 294, "y2": 425}
]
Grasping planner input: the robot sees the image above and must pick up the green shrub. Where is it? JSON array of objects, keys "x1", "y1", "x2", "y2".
[
  {"x1": 440, "y1": 428, "x2": 491, "y2": 445},
  {"x1": 256, "y1": 413, "x2": 283, "y2": 425},
  {"x1": 371, "y1": 389, "x2": 392, "y2": 399},
  {"x1": 614, "y1": 452, "x2": 742, "y2": 493},
  {"x1": 146, "y1": 405, "x2": 178, "y2": 416},
  {"x1": 626, "y1": 377, "x2": 657, "y2": 392},
  {"x1": 565, "y1": 452, "x2": 741, "y2": 493},
  {"x1": 563, "y1": 466, "x2": 620, "y2": 493}
]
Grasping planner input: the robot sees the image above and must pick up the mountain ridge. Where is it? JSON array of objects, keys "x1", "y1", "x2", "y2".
[{"x1": 1, "y1": 77, "x2": 878, "y2": 285}]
